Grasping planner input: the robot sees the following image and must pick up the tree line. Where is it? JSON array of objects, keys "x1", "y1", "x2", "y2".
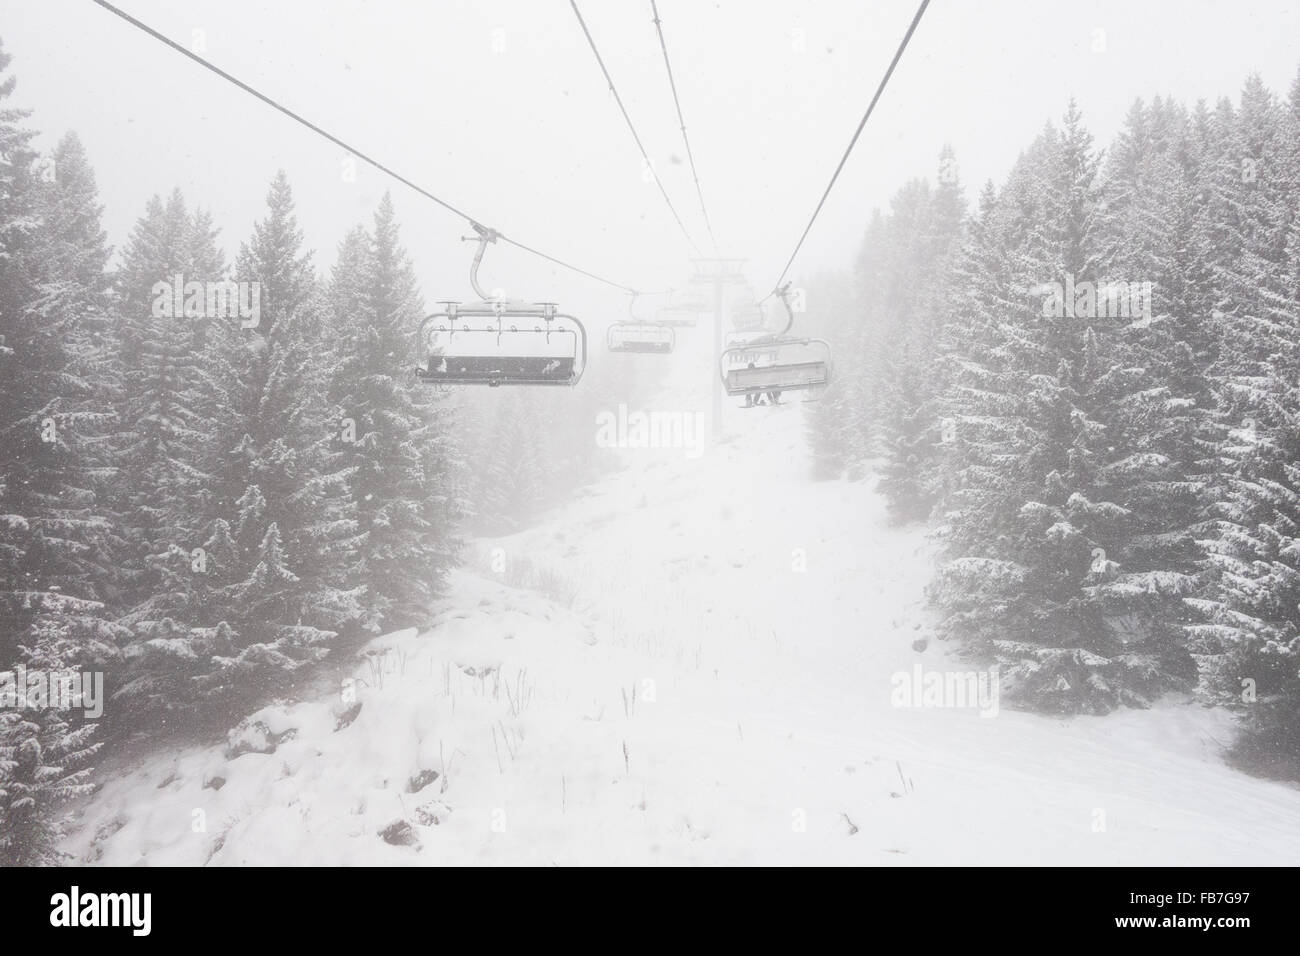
[
  {"x1": 0, "y1": 39, "x2": 636, "y2": 863},
  {"x1": 808, "y1": 70, "x2": 1300, "y2": 780}
]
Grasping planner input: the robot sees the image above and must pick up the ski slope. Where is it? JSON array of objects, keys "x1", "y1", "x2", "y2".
[{"x1": 67, "y1": 322, "x2": 1300, "y2": 865}]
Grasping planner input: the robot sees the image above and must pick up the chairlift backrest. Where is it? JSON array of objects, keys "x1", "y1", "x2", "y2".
[
  {"x1": 417, "y1": 229, "x2": 588, "y2": 386},
  {"x1": 416, "y1": 300, "x2": 587, "y2": 387},
  {"x1": 608, "y1": 321, "x2": 674, "y2": 353},
  {"x1": 719, "y1": 287, "x2": 832, "y2": 400}
]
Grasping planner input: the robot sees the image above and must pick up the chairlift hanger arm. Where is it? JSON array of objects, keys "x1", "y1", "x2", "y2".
[
  {"x1": 775, "y1": 282, "x2": 795, "y2": 337},
  {"x1": 462, "y1": 225, "x2": 501, "y2": 301}
]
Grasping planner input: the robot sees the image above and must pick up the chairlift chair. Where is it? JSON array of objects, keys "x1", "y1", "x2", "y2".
[
  {"x1": 719, "y1": 285, "x2": 832, "y2": 401},
  {"x1": 729, "y1": 303, "x2": 767, "y2": 331},
  {"x1": 674, "y1": 289, "x2": 710, "y2": 312},
  {"x1": 415, "y1": 225, "x2": 587, "y2": 387},
  {"x1": 607, "y1": 293, "x2": 674, "y2": 353},
  {"x1": 654, "y1": 305, "x2": 700, "y2": 327},
  {"x1": 729, "y1": 291, "x2": 767, "y2": 331},
  {"x1": 608, "y1": 322, "x2": 674, "y2": 353},
  {"x1": 654, "y1": 288, "x2": 710, "y2": 327}
]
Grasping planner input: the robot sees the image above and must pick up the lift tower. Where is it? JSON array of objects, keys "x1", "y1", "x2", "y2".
[{"x1": 690, "y1": 258, "x2": 749, "y2": 431}]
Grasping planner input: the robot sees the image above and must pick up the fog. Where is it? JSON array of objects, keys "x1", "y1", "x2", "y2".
[
  {"x1": 5, "y1": 0, "x2": 1300, "y2": 880},
  {"x1": 4, "y1": 0, "x2": 1298, "y2": 314}
]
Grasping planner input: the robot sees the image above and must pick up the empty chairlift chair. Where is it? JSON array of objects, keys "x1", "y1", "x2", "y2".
[
  {"x1": 607, "y1": 322, "x2": 674, "y2": 353},
  {"x1": 607, "y1": 292, "x2": 675, "y2": 354},
  {"x1": 419, "y1": 301, "x2": 584, "y2": 386},
  {"x1": 719, "y1": 284, "x2": 832, "y2": 402},
  {"x1": 729, "y1": 290, "x2": 767, "y2": 332},
  {"x1": 654, "y1": 289, "x2": 709, "y2": 327},
  {"x1": 415, "y1": 225, "x2": 587, "y2": 387}
]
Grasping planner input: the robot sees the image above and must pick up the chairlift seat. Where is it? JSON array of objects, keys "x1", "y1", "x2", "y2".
[
  {"x1": 730, "y1": 304, "x2": 766, "y2": 331},
  {"x1": 655, "y1": 306, "x2": 700, "y2": 327},
  {"x1": 719, "y1": 336, "x2": 833, "y2": 398},
  {"x1": 607, "y1": 322, "x2": 674, "y2": 354},
  {"x1": 724, "y1": 360, "x2": 829, "y2": 395},
  {"x1": 416, "y1": 302, "x2": 586, "y2": 386}
]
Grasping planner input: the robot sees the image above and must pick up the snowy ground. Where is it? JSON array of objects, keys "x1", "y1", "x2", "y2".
[{"x1": 67, "y1": 322, "x2": 1300, "y2": 865}]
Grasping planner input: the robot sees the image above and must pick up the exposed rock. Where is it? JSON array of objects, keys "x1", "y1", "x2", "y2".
[
  {"x1": 407, "y1": 769, "x2": 440, "y2": 793},
  {"x1": 226, "y1": 718, "x2": 298, "y2": 759},
  {"x1": 334, "y1": 701, "x2": 362, "y2": 731},
  {"x1": 379, "y1": 820, "x2": 419, "y2": 846},
  {"x1": 414, "y1": 801, "x2": 453, "y2": 827}
]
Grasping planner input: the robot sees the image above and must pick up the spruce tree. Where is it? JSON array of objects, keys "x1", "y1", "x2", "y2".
[
  {"x1": 187, "y1": 172, "x2": 363, "y2": 706},
  {"x1": 328, "y1": 194, "x2": 458, "y2": 631},
  {"x1": 0, "y1": 51, "x2": 120, "y2": 862},
  {"x1": 1195, "y1": 75, "x2": 1300, "y2": 775}
]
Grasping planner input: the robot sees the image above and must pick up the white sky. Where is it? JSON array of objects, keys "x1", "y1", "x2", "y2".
[{"x1": 3, "y1": 0, "x2": 1299, "y2": 320}]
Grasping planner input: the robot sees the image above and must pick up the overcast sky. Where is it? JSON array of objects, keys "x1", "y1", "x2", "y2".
[{"x1": 3, "y1": 0, "x2": 1299, "y2": 320}]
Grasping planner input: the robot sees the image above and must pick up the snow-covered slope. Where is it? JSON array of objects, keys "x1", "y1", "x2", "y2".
[{"x1": 67, "y1": 322, "x2": 1300, "y2": 865}]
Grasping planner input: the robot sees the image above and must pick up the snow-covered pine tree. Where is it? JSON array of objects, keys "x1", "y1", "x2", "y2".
[
  {"x1": 21, "y1": 133, "x2": 119, "y2": 637},
  {"x1": 327, "y1": 194, "x2": 458, "y2": 632},
  {"x1": 868, "y1": 179, "x2": 937, "y2": 520},
  {"x1": 805, "y1": 210, "x2": 889, "y2": 480},
  {"x1": 0, "y1": 624, "x2": 100, "y2": 865},
  {"x1": 110, "y1": 191, "x2": 243, "y2": 719},
  {"x1": 0, "y1": 52, "x2": 121, "y2": 861},
  {"x1": 113, "y1": 192, "x2": 220, "y2": 587},
  {"x1": 0, "y1": 39, "x2": 47, "y2": 663},
  {"x1": 184, "y1": 172, "x2": 363, "y2": 709},
  {"x1": 932, "y1": 126, "x2": 1091, "y2": 708},
  {"x1": 935, "y1": 104, "x2": 1197, "y2": 713},
  {"x1": 932, "y1": 180, "x2": 1008, "y2": 508},
  {"x1": 839, "y1": 149, "x2": 968, "y2": 521},
  {"x1": 1212, "y1": 76, "x2": 1291, "y2": 406},
  {"x1": 801, "y1": 268, "x2": 861, "y2": 480},
  {"x1": 1083, "y1": 96, "x2": 1219, "y2": 707},
  {"x1": 1193, "y1": 73, "x2": 1300, "y2": 776},
  {"x1": 475, "y1": 392, "x2": 548, "y2": 533},
  {"x1": 1195, "y1": 398, "x2": 1300, "y2": 777}
]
